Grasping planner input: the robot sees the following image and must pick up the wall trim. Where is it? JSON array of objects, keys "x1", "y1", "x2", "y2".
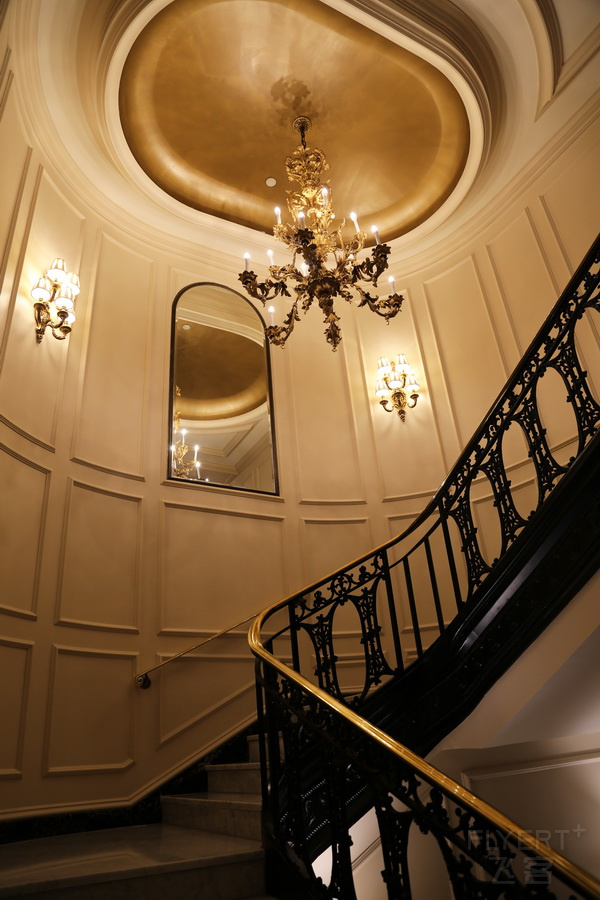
[
  {"x1": 0, "y1": 442, "x2": 50, "y2": 619},
  {"x1": 0, "y1": 636, "x2": 34, "y2": 780}
]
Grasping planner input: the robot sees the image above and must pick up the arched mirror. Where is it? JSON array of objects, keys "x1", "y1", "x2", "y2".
[{"x1": 168, "y1": 283, "x2": 279, "y2": 494}]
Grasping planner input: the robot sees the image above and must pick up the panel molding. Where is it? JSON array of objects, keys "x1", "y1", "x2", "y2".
[
  {"x1": 162, "y1": 499, "x2": 285, "y2": 523},
  {"x1": 0, "y1": 129, "x2": 32, "y2": 296},
  {"x1": 70, "y1": 455, "x2": 146, "y2": 482},
  {"x1": 157, "y1": 674, "x2": 255, "y2": 747},
  {"x1": 463, "y1": 749, "x2": 600, "y2": 784},
  {"x1": 0, "y1": 442, "x2": 50, "y2": 619},
  {"x1": 71, "y1": 231, "x2": 154, "y2": 480},
  {"x1": 161, "y1": 477, "x2": 284, "y2": 501},
  {"x1": 539, "y1": 135, "x2": 600, "y2": 272},
  {"x1": 43, "y1": 645, "x2": 137, "y2": 776},
  {"x1": 299, "y1": 498, "x2": 368, "y2": 506},
  {"x1": 55, "y1": 478, "x2": 143, "y2": 632},
  {"x1": 0, "y1": 636, "x2": 34, "y2": 779}
]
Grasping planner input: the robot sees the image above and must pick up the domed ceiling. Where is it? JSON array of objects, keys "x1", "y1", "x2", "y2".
[{"x1": 118, "y1": 0, "x2": 471, "y2": 241}]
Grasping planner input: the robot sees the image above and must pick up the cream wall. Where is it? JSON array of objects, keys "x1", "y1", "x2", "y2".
[{"x1": 0, "y1": 0, "x2": 599, "y2": 820}]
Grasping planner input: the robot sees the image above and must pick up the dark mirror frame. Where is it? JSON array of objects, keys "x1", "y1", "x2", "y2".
[{"x1": 167, "y1": 282, "x2": 280, "y2": 495}]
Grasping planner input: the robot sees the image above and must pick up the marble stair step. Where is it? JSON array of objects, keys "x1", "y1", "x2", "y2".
[
  {"x1": 206, "y1": 762, "x2": 262, "y2": 794},
  {"x1": 0, "y1": 823, "x2": 266, "y2": 899},
  {"x1": 162, "y1": 792, "x2": 262, "y2": 840}
]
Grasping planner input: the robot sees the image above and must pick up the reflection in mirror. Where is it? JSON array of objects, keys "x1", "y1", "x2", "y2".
[{"x1": 169, "y1": 283, "x2": 278, "y2": 493}]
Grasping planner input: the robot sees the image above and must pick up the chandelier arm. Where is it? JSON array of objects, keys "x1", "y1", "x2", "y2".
[
  {"x1": 238, "y1": 271, "x2": 291, "y2": 304},
  {"x1": 355, "y1": 285, "x2": 404, "y2": 320},
  {"x1": 265, "y1": 299, "x2": 301, "y2": 348}
]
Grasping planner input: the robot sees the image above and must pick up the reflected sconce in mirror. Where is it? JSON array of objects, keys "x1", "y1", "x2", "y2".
[
  {"x1": 31, "y1": 258, "x2": 79, "y2": 343},
  {"x1": 376, "y1": 354, "x2": 420, "y2": 420}
]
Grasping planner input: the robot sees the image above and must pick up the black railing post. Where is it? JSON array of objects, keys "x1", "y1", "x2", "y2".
[{"x1": 382, "y1": 547, "x2": 404, "y2": 672}]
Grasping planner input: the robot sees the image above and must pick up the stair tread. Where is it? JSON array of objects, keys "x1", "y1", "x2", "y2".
[
  {"x1": 206, "y1": 762, "x2": 261, "y2": 772},
  {"x1": 163, "y1": 791, "x2": 262, "y2": 808},
  {"x1": 0, "y1": 824, "x2": 263, "y2": 895}
]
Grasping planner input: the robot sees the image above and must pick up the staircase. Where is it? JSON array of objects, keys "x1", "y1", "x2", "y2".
[{"x1": 0, "y1": 736, "x2": 276, "y2": 900}]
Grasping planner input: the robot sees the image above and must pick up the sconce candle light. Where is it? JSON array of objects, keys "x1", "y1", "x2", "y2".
[
  {"x1": 376, "y1": 354, "x2": 420, "y2": 420},
  {"x1": 31, "y1": 258, "x2": 79, "y2": 343}
]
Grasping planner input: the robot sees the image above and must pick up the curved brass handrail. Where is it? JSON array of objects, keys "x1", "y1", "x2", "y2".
[
  {"x1": 134, "y1": 610, "x2": 259, "y2": 688},
  {"x1": 249, "y1": 608, "x2": 600, "y2": 898}
]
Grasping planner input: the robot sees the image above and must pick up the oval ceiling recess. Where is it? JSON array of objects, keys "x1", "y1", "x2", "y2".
[{"x1": 119, "y1": 0, "x2": 471, "y2": 240}]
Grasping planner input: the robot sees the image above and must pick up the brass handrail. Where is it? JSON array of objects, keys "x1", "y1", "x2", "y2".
[
  {"x1": 134, "y1": 611, "x2": 259, "y2": 688},
  {"x1": 249, "y1": 608, "x2": 600, "y2": 898}
]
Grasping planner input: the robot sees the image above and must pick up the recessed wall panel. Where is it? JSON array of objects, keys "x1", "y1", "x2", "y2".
[
  {"x1": 44, "y1": 646, "x2": 136, "y2": 774},
  {"x1": 0, "y1": 84, "x2": 30, "y2": 301},
  {"x1": 487, "y1": 212, "x2": 557, "y2": 353},
  {"x1": 0, "y1": 172, "x2": 85, "y2": 447},
  {"x1": 541, "y1": 141, "x2": 600, "y2": 269},
  {"x1": 0, "y1": 446, "x2": 49, "y2": 616},
  {"x1": 357, "y1": 294, "x2": 445, "y2": 499},
  {"x1": 158, "y1": 652, "x2": 255, "y2": 745},
  {"x1": 56, "y1": 481, "x2": 141, "y2": 631},
  {"x1": 160, "y1": 503, "x2": 286, "y2": 633},
  {"x1": 287, "y1": 321, "x2": 364, "y2": 502},
  {"x1": 0, "y1": 638, "x2": 33, "y2": 777},
  {"x1": 73, "y1": 233, "x2": 153, "y2": 477},
  {"x1": 300, "y1": 517, "x2": 372, "y2": 586},
  {"x1": 424, "y1": 257, "x2": 505, "y2": 445}
]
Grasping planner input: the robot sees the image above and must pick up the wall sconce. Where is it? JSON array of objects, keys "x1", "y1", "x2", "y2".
[
  {"x1": 375, "y1": 354, "x2": 420, "y2": 420},
  {"x1": 31, "y1": 258, "x2": 79, "y2": 343}
]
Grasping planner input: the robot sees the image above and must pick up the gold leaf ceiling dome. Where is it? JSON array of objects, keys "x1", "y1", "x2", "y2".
[{"x1": 118, "y1": 0, "x2": 473, "y2": 240}]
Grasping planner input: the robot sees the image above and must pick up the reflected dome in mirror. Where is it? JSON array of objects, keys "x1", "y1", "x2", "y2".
[
  {"x1": 175, "y1": 323, "x2": 267, "y2": 421},
  {"x1": 169, "y1": 283, "x2": 278, "y2": 494}
]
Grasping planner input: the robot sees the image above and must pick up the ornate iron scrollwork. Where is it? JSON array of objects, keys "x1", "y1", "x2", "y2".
[{"x1": 252, "y1": 237, "x2": 600, "y2": 899}]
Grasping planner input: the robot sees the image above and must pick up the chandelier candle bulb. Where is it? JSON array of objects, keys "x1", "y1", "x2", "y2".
[
  {"x1": 388, "y1": 275, "x2": 396, "y2": 292},
  {"x1": 193, "y1": 445, "x2": 199, "y2": 461},
  {"x1": 350, "y1": 211, "x2": 360, "y2": 234},
  {"x1": 244, "y1": 252, "x2": 250, "y2": 271},
  {"x1": 267, "y1": 249, "x2": 274, "y2": 266},
  {"x1": 47, "y1": 258, "x2": 67, "y2": 282},
  {"x1": 268, "y1": 305, "x2": 275, "y2": 325},
  {"x1": 371, "y1": 225, "x2": 381, "y2": 245},
  {"x1": 274, "y1": 206, "x2": 281, "y2": 225},
  {"x1": 298, "y1": 211, "x2": 305, "y2": 228}
]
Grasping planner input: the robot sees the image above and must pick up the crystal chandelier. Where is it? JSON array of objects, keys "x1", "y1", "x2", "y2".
[{"x1": 239, "y1": 117, "x2": 404, "y2": 351}]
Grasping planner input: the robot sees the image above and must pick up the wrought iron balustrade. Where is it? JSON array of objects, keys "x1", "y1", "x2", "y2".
[{"x1": 250, "y1": 236, "x2": 600, "y2": 898}]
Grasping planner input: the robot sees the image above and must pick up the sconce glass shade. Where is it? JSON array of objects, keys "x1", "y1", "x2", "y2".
[
  {"x1": 377, "y1": 357, "x2": 391, "y2": 375},
  {"x1": 405, "y1": 373, "x2": 420, "y2": 392},
  {"x1": 64, "y1": 311, "x2": 76, "y2": 326},
  {"x1": 31, "y1": 276, "x2": 52, "y2": 303},
  {"x1": 65, "y1": 272, "x2": 80, "y2": 296},
  {"x1": 55, "y1": 286, "x2": 74, "y2": 310},
  {"x1": 375, "y1": 379, "x2": 390, "y2": 397},
  {"x1": 47, "y1": 258, "x2": 67, "y2": 283},
  {"x1": 396, "y1": 354, "x2": 410, "y2": 373},
  {"x1": 388, "y1": 374, "x2": 403, "y2": 389}
]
